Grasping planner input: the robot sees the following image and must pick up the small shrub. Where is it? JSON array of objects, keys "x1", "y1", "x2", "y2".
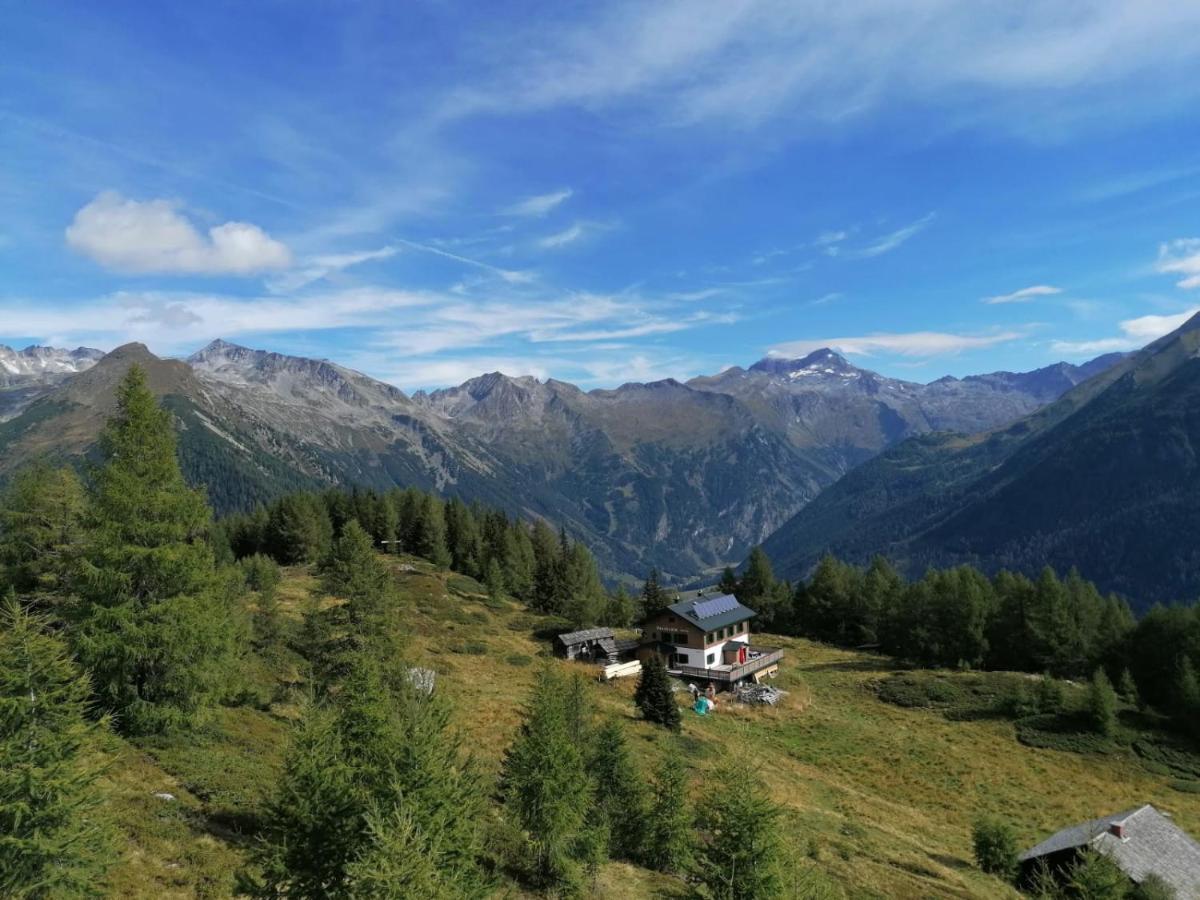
[
  {"x1": 972, "y1": 818, "x2": 1018, "y2": 881},
  {"x1": 1087, "y1": 669, "x2": 1119, "y2": 738}
]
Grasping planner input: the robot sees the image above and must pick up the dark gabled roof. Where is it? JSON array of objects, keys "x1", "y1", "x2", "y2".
[
  {"x1": 665, "y1": 594, "x2": 755, "y2": 632},
  {"x1": 557, "y1": 627, "x2": 614, "y2": 646},
  {"x1": 612, "y1": 638, "x2": 640, "y2": 653},
  {"x1": 1020, "y1": 805, "x2": 1200, "y2": 897}
]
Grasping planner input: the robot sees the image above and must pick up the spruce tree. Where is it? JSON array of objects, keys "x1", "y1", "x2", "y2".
[
  {"x1": 0, "y1": 594, "x2": 113, "y2": 897},
  {"x1": 692, "y1": 765, "x2": 784, "y2": 900},
  {"x1": 644, "y1": 747, "x2": 692, "y2": 874},
  {"x1": 70, "y1": 365, "x2": 242, "y2": 734},
  {"x1": 640, "y1": 568, "x2": 670, "y2": 619},
  {"x1": 256, "y1": 653, "x2": 488, "y2": 897},
  {"x1": 635, "y1": 653, "x2": 681, "y2": 731},
  {"x1": 590, "y1": 719, "x2": 647, "y2": 861},
  {"x1": 1088, "y1": 668, "x2": 1119, "y2": 738},
  {"x1": 0, "y1": 462, "x2": 84, "y2": 609},
  {"x1": 499, "y1": 668, "x2": 594, "y2": 894},
  {"x1": 266, "y1": 492, "x2": 333, "y2": 564}
]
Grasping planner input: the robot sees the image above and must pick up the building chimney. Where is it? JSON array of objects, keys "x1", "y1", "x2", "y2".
[{"x1": 1109, "y1": 823, "x2": 1126, "y2": 839}]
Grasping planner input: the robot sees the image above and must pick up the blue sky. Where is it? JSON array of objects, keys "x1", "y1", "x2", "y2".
[{"x1": 4, "y1": 1, "x2": 1200, "y2": 389}]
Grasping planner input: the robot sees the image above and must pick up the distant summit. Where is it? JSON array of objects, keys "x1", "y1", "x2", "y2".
[{"x1": 749, "y1": 348, "x2": 861, "y2": 378}]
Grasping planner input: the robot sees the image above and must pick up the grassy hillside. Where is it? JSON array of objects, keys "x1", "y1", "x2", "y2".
[{"x1": 100, "y1": 557, "x2": 1200, "y2": 898}]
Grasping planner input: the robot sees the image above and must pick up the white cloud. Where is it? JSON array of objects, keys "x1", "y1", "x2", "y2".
[
  {"x1": 1050, "y1": 307, "x2": 1200, "y2": 355},
  {"x1": 769, "y1": 328, "x2": 1024, "y2": 359},
  {"x1": 846, "y1": 213, "x2": 936, "y2": 259},
  {"x1": 538, "y1": 222, "x2": 587, "y2": 249},
  {"x1": 1156, "y1": 239, "x2": 1200, "y2": 289},
  {"x1": 450, "y1": 3, "x2": 1200, "y2": 134},
  {"x1": 982, "y1": 284, "x2": 1063, "y2": 305},
  {"x1": 65, "y1": 191, "x2": 291, "y2": 275},
  {"x1": 505, "y1": 188, "x2": 574, "y2": 217}
]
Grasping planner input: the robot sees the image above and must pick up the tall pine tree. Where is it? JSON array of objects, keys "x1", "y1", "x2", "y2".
[
  {"x1": 499, "y1": 667, "x2": 595, "y2": 894},
  {"x1": 634, "y1": 653, "x2": 681, "y2": 732},
  {"x1": 70, "y1": 365, "x2": 243, "y2": 734},
  {"x1": 693, "y1": 765, "x2": 784, "y2": 900},
  {"x1": 0, "y1": 594, "x2": 113, "y2": 897}
]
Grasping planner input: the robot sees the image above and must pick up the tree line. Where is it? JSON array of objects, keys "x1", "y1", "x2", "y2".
[{"x1": 721, "y1": 546, "x2": 1200, "y2": 741}]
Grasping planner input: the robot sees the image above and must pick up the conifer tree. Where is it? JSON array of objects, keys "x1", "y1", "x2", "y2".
[
  {"x1": 0, "y1": 462, "x2": 84, "y2": 609},
  {"x1": 499, "y1": 668, "x2": 594, "y2": 894},
  {"x1": 589, "y1": 719, "x2": 647, "y2": 861},
  {"x1": 640, "y1": 568, "x2": 670, "y2": 619},
  {"x1": 484, "y1": 557, "x2": 505, "y2": 603},
  {"x1": 266, "y1": 492, "x2": 333, "y2": 564},
  {"x1": 256, "y1": 653, "x2": 488, "y2": 898},
  {"x1": 529, "y1": 520, "x2": 564, "y2": 614},
  {"x1": 1174, "y1": 654, "x2": 1200, "y2": 735},
  {"x1": 718, "y1": 566, "x2": 739, "y2": 596},
  {"x1": 1117, "y1": 668, "x2": 1139, "y2": 707},
  {"x1": 1088, "y1": 668, "x2": 1119, "y2": 738},
  {"x1": 70, "y1": 365, "x2": 242, "y2": 734},
  {"x1": 604, "y1": 584, "x2": 635, "y2": 628},
  {"x1": 634, "y1": 653, "x2": 681, "y2": 732},
  {"x1": 692, "y1": 765, "x2": 784, "y2": 900},
  {"x1": 0, "y1": 594, "x2": 113, "y2": 897},
  {"x1": 560, "y1": 541, "x2": 606, "y2": 627},
  {"x1": 644, "y1": 747, "x2": 692, "y2": 874}
]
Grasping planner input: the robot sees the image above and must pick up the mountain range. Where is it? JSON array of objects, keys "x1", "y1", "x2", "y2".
[
  {"x1": 763, "y1": 311, "x2": 1200, "y2": 609},
  {"x1": 0, "y1": 338, "x2": 1122, "y2": 582}
]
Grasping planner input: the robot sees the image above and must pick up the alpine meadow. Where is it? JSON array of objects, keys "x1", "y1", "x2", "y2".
[{"x1": 7, "y1": 4, "x2": 1200, "y2": 899}]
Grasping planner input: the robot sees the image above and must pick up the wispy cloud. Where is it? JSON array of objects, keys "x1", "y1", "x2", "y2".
[
  {"x1": 769, "y1": 327, "x2": 1024, "y2": 359},
  {"x1": 982, "y1": 284, "x2": 1062, "y2": 305},
  {"x1": 845, "y1": 213, "x2": 936, "y2": 259},
  {"x1": 505, "y1": 188, "x2": 574, "y2": 217},
  {"x1": 537, "y1": 222, "x2": 587, "y2": 249},
  {"x1": 1157, "y1": 239, "x2": 1200, "y2": 289},
  {"x1": 65, "y1": 191, "x2": 291, "y2": 275},
  {"x1": 391, "y1": 236, "x2": 535, "y2": 284},
  {"x1": 267, "y1": 246, "x2": 398, "y2": 293}
]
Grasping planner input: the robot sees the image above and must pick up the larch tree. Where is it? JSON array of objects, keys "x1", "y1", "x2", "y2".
[
  {"x1": 0, "y1": 462, "x2": 85, "y2": 611},
  {"x1": 589, "y1": 719, "x2": 647, "y2": 861},
  {"x1": 0, "y1": 594, "x2": 113, "y2": 897},
  {"x1": 70, "y1": 365, "x2": 244, "y2": 734},
  {"x1": 692, "y1": 765, "x2": 784, "y2": 900},
  {"x1": 644, "y1": 746, "x2": 692, "y2": 874},
  {"x1": 499, "y1": 667, "x2": 595, "y2": 894}
]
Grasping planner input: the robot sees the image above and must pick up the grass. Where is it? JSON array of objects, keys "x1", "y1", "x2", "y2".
[{"x1": 99, "y1": 556, "x2": 1200, "y2": 899}]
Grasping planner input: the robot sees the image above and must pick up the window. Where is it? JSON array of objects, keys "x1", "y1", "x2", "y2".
[
  {"x1": 706, "y1": 652, "x2": 716, "y2": 665},
  {"x1": 706, "y1": 632, "x2": 715, "y2": 644},
  {"x1": 672, "y1": 652, "x2": 688, "y2": 667}
]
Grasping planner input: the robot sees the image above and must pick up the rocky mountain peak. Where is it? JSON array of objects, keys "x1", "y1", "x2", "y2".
[
  {"x1": 0, "y1": 343, "x2": 104, "y2": 376},
  {"x1": 749, "y1": 348, "x2": 861, "y2": 379}
]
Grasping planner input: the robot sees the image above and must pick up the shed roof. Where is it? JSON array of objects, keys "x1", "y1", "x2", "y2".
[
  {"x1": 557, "y1": 627, "x2": 614, "y2": 646},
  {"x1": 1020, "y1": 805, "x2": 1200, "y2": 896},
  {"x1": 666, "y1": 594, "x2": 755, "y2": 632}
]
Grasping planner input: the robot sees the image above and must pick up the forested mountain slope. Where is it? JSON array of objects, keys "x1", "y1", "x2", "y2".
[
  {"x1": 0, "y1": 338, "x2": 1118, "y2": 581},
  {"x1": 762, "y1": 312, "x2": 1200, "y2": 609}
]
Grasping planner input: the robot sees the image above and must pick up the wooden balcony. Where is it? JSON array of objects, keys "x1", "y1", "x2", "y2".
[{"x1": 670, "y1": 646, "x2": 783, "y2": 684}]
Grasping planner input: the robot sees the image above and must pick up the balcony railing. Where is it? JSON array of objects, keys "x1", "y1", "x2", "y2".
[{"x1": 670, "y1": 646, "x2": 783, "y2": 683}]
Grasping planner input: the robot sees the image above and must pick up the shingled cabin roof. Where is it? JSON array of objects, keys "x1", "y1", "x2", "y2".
[
  {"x1": 666, "y1": 594, "x2": 756, "y2": 632},
  {"x1": 556, "y1": 627, "x2": 614, "y2": 646},
  {"x1": 1020, "y1": 804, "x2": 1200, "y2": 896}
]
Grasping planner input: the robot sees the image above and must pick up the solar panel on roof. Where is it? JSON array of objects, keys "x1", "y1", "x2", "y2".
[{"x1": 692, "y1": 594, "x2": 739, "y2": 619}]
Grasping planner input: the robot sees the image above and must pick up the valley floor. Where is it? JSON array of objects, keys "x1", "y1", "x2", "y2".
[{"x1": 101, "y1": 558, "x2": 1200, "y2": 899}]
